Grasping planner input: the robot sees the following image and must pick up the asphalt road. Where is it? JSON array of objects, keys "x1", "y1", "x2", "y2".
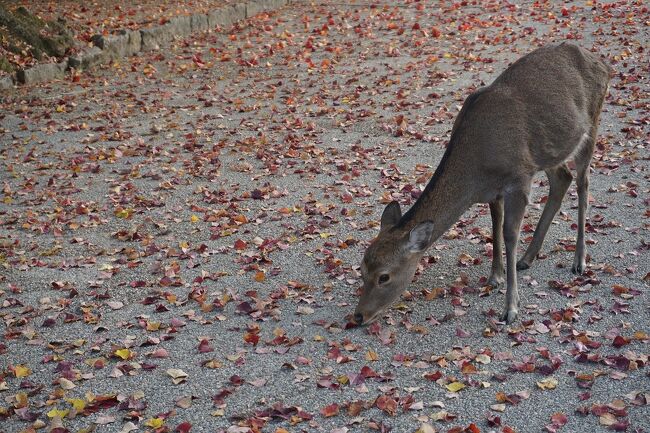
[{"x1": 0, "y1": 1, "x2": 648, "y2": 433}]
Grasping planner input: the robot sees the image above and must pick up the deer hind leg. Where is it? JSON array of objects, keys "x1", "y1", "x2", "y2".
[
  {"x1": 572, "y1": 134, "x2": 596, "y2": 274},
  {"x1": 501, "y1": 185, "x2": 530, "y2": 324},
  {"x1": 517, "y1": 164, "x2": 573, "y2": 271},
  {"x1": 487, "y1": 197, "x2": 505, "y2": 288}
]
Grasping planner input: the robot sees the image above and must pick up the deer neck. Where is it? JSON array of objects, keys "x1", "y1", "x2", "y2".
[{"x1": 397, "y1": 154, "x2": 476, "y2": 245}]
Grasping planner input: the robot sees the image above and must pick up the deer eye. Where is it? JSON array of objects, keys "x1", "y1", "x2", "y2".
[{"x1": 378, "y1": 274, "x2": 390, "y2": 284}]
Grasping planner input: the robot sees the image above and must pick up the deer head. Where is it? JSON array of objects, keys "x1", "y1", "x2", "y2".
[{"x1": 353, "y1": 201, "x2": 434, "y2": 325}]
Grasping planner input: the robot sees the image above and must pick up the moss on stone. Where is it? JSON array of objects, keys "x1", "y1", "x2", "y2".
[{"x1": 0, "y1": 4, "x2": 75, "y2": 71}]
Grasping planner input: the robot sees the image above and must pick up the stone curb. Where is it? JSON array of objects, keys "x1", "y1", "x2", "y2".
[
  {"x1": 0, "y1": 75, "x2": 13, "y2": 90},
  {"x1": 16, "y1": 61, "x2": 68, "y2": 85},
  {"x1": 2, "y1": 0, "x2": 292, "y2": 88}
]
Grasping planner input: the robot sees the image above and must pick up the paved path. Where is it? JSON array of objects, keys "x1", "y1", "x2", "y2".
[{"x1": 1, "y1": 2, "x2": 648, "y2": 432}]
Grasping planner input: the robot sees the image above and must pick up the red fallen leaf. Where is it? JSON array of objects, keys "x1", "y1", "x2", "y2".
[
  {"x1": 612, "y1": 335, "x2": 630, "y2": 348},
  {"x1": 251, "y1": 189, "x2": 264, "y2": 199},
  {"x1": 234, "y1": 239, "x2": 247, "y2": 250},
  {"x1": 346, "y1": 400, "x2": 366, "y2": 416},
  {"x1": 466, "y1": 423, "x2": 481, "y2": 433},
  {"x1": 431, "y1": 27, "x2": 441, "y2": 37},
  {"x1": 316, "y1": 375, "x2": 340, "y2": 390},
  {"x1": 374, "y1": 395, "x2": 397, "y2": 416},
  {"x1": 357, "y1": 366, "x2": 376, "y2": 379},
  {"x1": 575, "y1": 373, "x2": 595, "y2": 389},
  {"x1": 424, "y1": 371, "x2": 442, "y2": 381},
  {"x1": 212, "y1": 388, "x2": 232, "y2": 405},
  {"x1": 486, "y1": 413, "x2": 501, "y2": 426},
  {"x1": 175, "y1": 421, "x2": 192, "y2": 433},
  {"x1": 544, "y1": 412, "x2": 568, "y2": 432},
  {"x1": 82, "y1": 394, "x2": 119, "y2": 415},
  {"x1": 229, "y1": 375, "x2": 244, "y2": 386},
  {"x1": 148, "y1": 348, "x2": 169, "y2": 358},
  {"x1": 461, "y1": 362, "x2": 478, "y2": 374},
  {"x1": 198, "y1": 339, "x2": 214, "y2": 353},
  {"x1": 235, "y1": 301, "x2": 254, "y2": 315},
  {"x1": 456, "y1": 327, "x2": 471, "y2": 338},
  {"x1": 243, "y1": 331, "x2": 259, "y2": 346},
  {"x1": 551, "y1": 413, "x2": 568, "y2": 425},
  {"x1": 42, "y1": 318, "x2": 56, "y2": 327},
  {"x1": 320, "y1": 403, "x2": 339, "y2": 417},
  {"x1": 611, "y1": 300, "x2": 630, "y2": 314},
  {"x1": 344, "y1": 320, "x2": 359, "y2": 329}
]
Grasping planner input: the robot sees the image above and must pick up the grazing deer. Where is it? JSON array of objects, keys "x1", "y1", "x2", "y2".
[{"x1": 354, "y1": 43, "x2": 610, "y2": 325}]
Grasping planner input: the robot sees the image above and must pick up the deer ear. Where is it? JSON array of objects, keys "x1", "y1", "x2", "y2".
[
  {"x1": 406, "y1": 221, "x2": 434, "y2": 253},
  {"x1": 380, "y1": 201, "x2": 402, "y2": 230}
]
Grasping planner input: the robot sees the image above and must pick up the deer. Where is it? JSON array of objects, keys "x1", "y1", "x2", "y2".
[{"x1": 354, "y1": 43, "x2": 611, "y2": 325}]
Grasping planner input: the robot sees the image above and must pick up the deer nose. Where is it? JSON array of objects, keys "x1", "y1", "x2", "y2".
[{"x1": 353, "y1": 313, "x2": 364, "y2": 325}]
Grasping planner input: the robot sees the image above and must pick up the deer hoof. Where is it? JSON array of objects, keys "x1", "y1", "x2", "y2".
[
  {"x1": 516, "y1": 260, "x2": 530, "y2": 271},
  {"x1": 500, "y1": 309, "x2": 518, "y2": 324},
  {"x1": 487, "y1": 274, "x2": 505, "y2": 289},
  {"x1": 571, "y1": 261, "x2": 586, "y2": 275}
]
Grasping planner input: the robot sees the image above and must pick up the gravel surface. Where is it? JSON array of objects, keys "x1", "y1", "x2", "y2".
[{"x1": 0, "y1": 1, "x2": 648, "y2": 433}]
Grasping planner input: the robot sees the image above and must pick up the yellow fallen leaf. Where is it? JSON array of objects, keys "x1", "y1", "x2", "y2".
[
  {"x1": 114, "y1": 208, "x2": 133, "y2": 219},
  {"x1": 114, "y1": 348, "x2": 132, "y2": 360},
  {"x1": 15, "y1": 392, "x2": 28, "y2": 408},
  {"x1": 190, "y1": 215, "x2": 200, "y2": 223},
  {"x1": 537, "y1": 377, "x2": 558, "y2": 390},
  {"x1": 47, "y1": 408, "x2": 69, "y2": 418},
  {"x1": 14, "y1": 365, "x2": 31, "y2": 378},
  {"x1": 445, "y1": 382, "x2": 465, "y2": 392},
  {"x1": 145, "y1": 417, "x2": 164, "y2": 428},
  {"x1": 66, "y1": 398, "x2": 86, "y2": 411},
  {"x1": 366, "y1": 350, "x2": 379, "y2": 361},
  {"x1": 146, "y1": 321, "x2": 161, "y2": 331}
]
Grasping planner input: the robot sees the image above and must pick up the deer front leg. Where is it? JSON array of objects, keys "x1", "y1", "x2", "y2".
[
  {"x1": 501, "y1": 188, "x2": 529, "y2": 324},
  {"x1": 488, "y1": 198, "x2": 505, "y2": 288}
]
